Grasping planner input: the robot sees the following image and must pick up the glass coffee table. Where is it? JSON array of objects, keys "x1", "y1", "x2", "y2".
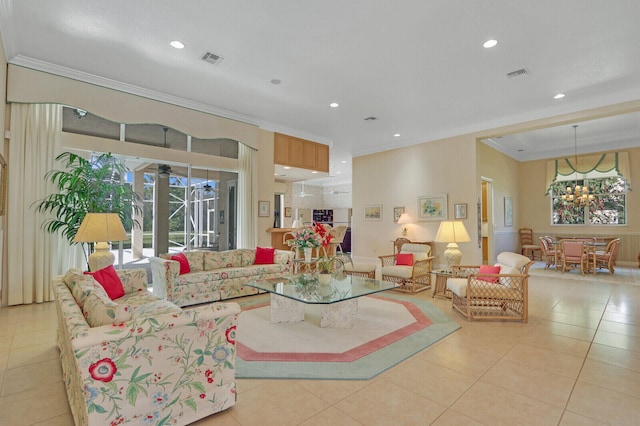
[{"x1": 247, "y1": 274, "x2": 397, "y2": 328}]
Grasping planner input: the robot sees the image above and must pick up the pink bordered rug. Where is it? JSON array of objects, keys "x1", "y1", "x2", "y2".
[{"x1": 235, "y1": 293, "x2": 459, "y2": 380}]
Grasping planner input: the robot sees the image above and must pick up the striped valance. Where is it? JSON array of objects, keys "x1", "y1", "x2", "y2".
[{"x1": 546, "y1": 152, "x2": 631, "y2": 194}]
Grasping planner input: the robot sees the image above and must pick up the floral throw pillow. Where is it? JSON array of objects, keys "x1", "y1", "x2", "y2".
[{"x1": 79, "y1": 280, "x2": 132, "y2": 327}]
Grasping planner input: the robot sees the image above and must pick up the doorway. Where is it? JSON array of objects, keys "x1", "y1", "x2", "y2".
[{"x1": 481, "y1": 178, "x2": 493, "y2": 264}]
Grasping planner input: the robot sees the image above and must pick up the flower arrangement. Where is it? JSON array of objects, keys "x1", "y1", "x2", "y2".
[{"x1": 288, "y1": 222, "x2": 333, "y2": 249}]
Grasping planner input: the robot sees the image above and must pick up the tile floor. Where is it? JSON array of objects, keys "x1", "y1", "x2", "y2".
[{"x1": 2, "y1": 263, "x2": 640, "y2": 425}]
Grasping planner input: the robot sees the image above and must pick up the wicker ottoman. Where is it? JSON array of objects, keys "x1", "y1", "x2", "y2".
[{"x1": 344, "y1": 263, "x2": 376, "y2": 279}]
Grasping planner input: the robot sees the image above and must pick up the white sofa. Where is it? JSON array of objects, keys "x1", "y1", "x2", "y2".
[
  {"x1": 54, "y1": 267, "x2": 241, "y2": 426},
  {"x1": 149, "y1": 249, "x2": 294, "y2": 307}
]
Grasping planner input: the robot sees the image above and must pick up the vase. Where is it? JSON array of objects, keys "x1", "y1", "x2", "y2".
[
  {"x1": 303, "y1": 247, "x2": 312, "y2": 263},
  {"x1": 318, "y1": 273, "x2": 332, "y2": 285}
]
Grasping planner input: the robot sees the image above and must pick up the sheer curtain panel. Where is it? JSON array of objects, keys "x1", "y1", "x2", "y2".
[
  {"x1": 237, "y1": 143, "x2": 257, "y2": 249},
  {"x1": 7, "y1": 104, "x2": 83, "y2": 305}
]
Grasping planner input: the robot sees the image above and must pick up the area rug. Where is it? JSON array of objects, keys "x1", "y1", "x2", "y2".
[
  {"x1": 529, "y1": 262, "x2": 640, "y2": 285},
  {"x1": 234, "y1": 293, "x2": 460, "y2": 380}
]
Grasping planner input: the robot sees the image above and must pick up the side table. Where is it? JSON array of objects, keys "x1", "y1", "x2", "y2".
[{"x1": 432, "y1": 269, "x2": 452, "y2": 299}]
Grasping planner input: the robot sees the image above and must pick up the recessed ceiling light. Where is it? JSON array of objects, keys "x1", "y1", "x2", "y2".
[
  {"x1": 336, "y1": 171, "x2": 341, "y2": 174},
  {"x1": 330, "y1": 102, "x2": 339, "y2": 108},
  {"x1": 312, "y1": 171, "x2": 318, "y2": 174},
  {"x1": 341, "y1": 160, "x2": 347, "y2": 164},
  {"x1": 483, "y1": 39, "x2": 498, "y2": 48},
  {"x1": 270, "y1": 79, "x2": 281, "y2": 85},
  {"x1": 283, "y1": 166, "x2": 291, "y2": 170},
  {"x1": 170, "y1": 40, "x2": 185, "y2": 49},
  {"x1": 393, "y1": 133, "x2": 400, "y2": 137},
  {"x1": 554, "y1": 93, "x2": 565, "y2": 99}
]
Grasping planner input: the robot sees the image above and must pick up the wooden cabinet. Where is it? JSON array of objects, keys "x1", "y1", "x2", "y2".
[{"x1": 274, "y1": 132, "x2": 329, "y2": 172}]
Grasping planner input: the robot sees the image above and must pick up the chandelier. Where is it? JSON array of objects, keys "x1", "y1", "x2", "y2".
[{"x1": 561, "y1": 125, "x2": 594, "y2": 207}]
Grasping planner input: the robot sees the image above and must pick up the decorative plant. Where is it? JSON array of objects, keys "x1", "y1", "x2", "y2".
[
  {"x1": 34, "y1": 152, "x2": 143, "y2": 258},
  {"x1": 287, "y1": 222, "x2": 332, "y2": 249}
]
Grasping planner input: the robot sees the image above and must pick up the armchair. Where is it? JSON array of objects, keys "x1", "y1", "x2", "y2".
[
  {"x1": 594, "y1": 238, "x2": 620, "y2": 274},
  {"x1": 539, "y1": 236, "x2": 558, "y2": 269},
  {"x1": 446, "y1": 252, "x2": 533, "y2": 322},
  {"x1": 560, "y1": 240, "x2": 589, "y2": 274},
  {"x1": 379, "y1": 243, "x2": 434, "y2": 293}
]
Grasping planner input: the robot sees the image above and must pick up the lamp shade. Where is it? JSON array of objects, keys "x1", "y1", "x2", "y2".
[
  {"x1": 73, "y1": 213, "x2": 128, "y2": 243},
  {"x1": 434, "y1": 221, "x2": 471, "y2": 243},
  {"x1": 397, "y1": 213, "x2": 412, "y2": 225}
]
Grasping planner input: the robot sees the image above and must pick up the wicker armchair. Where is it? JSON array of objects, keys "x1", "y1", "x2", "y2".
[
  {"x1": 594, "y1": 238, "x2": 621, "y2": 274},
  {"x1": 539, "y1": 236, "x2": 558, "y2": 269},
  {"x1": 446, "y1": 252, "x2": 533, "y2": 322},
  {"x1": 379, "y1": 243, "x2": 434, "y2": 293}
]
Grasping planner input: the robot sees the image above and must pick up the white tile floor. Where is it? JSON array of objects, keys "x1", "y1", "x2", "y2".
[{"x1": 2, "y1": 263, "x2": 640, "y2": 425}]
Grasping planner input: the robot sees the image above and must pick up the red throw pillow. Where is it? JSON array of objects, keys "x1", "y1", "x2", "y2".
[
  {"x1": 396, "y1": 253, "x2": 414, "y2": 266},
  {"x1": 254, "y1": 246, "x2": 275, "y2": 265},
  {"x1": 478, "y1": 265, "x2": 501, "y2": 283},
  {"x1": 171, "y1": 252, "x2": 191, "y2": 275},
  {"x1": 84, "y1": 264, "x2": 125, "y2": 300}
]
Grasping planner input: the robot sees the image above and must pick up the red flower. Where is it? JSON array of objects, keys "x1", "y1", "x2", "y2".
[
  {"x1": 225, "y1": 325, "x2": 237, "y2": 344},
  {"x1": 207, "y1": 377, "x2": 213, "y2": 383},
  {"x1": 199, "y1": 393, "x2": 206, "y2": 399},
  {"x1": 89, "y1": 358, "x2": 117, "y2": 382}
]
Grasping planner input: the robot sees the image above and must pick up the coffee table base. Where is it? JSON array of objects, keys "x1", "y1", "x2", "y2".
[{"x1": 270, "y1": 293, "x2": 359, "y2": 328}]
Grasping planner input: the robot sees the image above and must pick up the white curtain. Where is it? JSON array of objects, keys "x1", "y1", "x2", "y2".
[
  {"x1": 237, "y1": 143, "x2": 257, "y2": 248},
  {"x1": 7, "y1": 104, "x2": 83, "y2": 305}
]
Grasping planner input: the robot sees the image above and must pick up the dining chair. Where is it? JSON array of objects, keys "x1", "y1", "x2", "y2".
[
  {"x1": 538, "y1": 237, "x2": 557, "y2": 269},
  {"x1": 519, "y1": 228, "x2": 542, "y2": 260},
  {"x1": 595, "y1": 238, "x2": 621, "y2": 274},
  {"x1": 560, "y1": 240, "x2": 588, "y2": 274}
]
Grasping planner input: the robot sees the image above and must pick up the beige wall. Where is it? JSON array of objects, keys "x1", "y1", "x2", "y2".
[
  {"x1": 353, "y1": 134, "x2": 478, "y2": 268},
  {"x1": 477, "y1": 140, "x2": 521, "y2": 262},
  {"x1": 353, "y1": 103, "x2": 640, "y2": 266},
  {"x1": 0, "y1": 32, "x2": 6, "y2": 305},
  {"x1": 257, "y1": 129, "x2": 276, "y2": 247}
]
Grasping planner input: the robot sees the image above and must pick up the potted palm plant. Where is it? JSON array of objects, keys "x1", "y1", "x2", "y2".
[{"x1": 33, "y1": 152, "x2": 142, "y2": 264}]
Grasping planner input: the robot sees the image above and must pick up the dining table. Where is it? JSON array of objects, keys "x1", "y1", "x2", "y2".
[{"x1": 550, "y1": 239, "x2": 607, "y2": 274}]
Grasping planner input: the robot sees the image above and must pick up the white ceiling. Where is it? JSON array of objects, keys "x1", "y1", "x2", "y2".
[{"x1": 2, "y1": 1, "x2": 640, "y2": 185}]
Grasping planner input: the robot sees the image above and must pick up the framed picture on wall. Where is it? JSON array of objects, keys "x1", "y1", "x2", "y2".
[
  {"x1": 393, "y1": 206, "x2": 405, "y2": 223},
  {"x1": 504, "y1": 197, "x2": 513, "y2": 227},
  {"x1": 258, "y1": 200, "x2": 270, "y2": 217},
  {"x1": 284, "y1": 207, "x2": 292, "y2": 217},
  {"x1": 454, "y1": 203, "x2": 467, "y2": 219},
  {"x1": 418, "y1": 194, "x2": 447, "y2": 221},
  {"x1": 364, "y1": 205, "x2": 382, "y2": 221}
]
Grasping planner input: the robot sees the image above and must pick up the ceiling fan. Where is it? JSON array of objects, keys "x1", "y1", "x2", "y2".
[
  {"x1": 203, "y1": 169, "x2": 213, "y2": 193},
  {"x1": 322, "y1": 176, "x2": 350, "y2": 195},
  {"x1": 296, "y1": 182, "x2": 314, "y2": 198},
  {"x1": 158, "y1": 127, "x2": 171, "y2": 178}
]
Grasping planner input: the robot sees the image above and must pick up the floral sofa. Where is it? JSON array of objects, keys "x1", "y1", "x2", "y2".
[
  {"x1": 54, "y1": 267, "x2": 241, "y2": 426},
  {"x1": 149, "y1": 249, "x2": 294, "y2": 307}
]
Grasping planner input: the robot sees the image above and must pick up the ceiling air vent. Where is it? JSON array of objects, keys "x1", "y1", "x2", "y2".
[
  {"x1": 201, "y1": 51, "x2": 224, "y2": 65},
  {"x1": 506, "y1": 68, "x2": 530, "y2": 78}
]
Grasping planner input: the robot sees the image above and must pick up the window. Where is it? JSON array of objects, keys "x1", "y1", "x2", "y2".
[{"x1": 551, "y1": 176, "x2": 627, "y2": 225}]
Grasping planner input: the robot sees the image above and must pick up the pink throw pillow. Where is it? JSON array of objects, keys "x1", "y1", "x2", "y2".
[
  {"x1": 171, "y1": 252, "x2": 191, "y2": 275},
  {"x1": 478, "y1": 265, "x2": 501, "y2": 283},
  {"x1": 254, "y1": 247, "x2": 275, "y2": 265},
  {"x1": 84, "y1": 265, "x2": 125, "y2": 300},
  {"x1": 396, "y1": 253, "x2": 414, "y2": 266}
]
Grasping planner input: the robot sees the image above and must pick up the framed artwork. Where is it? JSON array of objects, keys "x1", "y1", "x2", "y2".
[
  {"x1": 285, "y1": 207, "x2": 292, "y2": 217},
  {"x1": 454, "y1": 203, "x2": 467, "y2": 219},
  {"x1": 393, "y1": 206, "x2": 405, "y2": 223},
  {"x1": 504, "y1": 197, "x2": 513, "y2": 227},
  {"x1": 0, "y1": 154, "x2": 5, "y2": 216},
  {"x1": 364, "y1": 204, "x2": 382, "y2": 221},
  {"x1": 418, "y1": 194, "x2": 447, "y2": 221},
  {"x1": 258, "y1": 200, "x2": 270, "y2": 217}
]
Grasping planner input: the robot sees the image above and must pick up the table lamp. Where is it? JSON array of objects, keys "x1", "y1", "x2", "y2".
[
  {"x1": 434, "y1": 220, "x2": 471, "y2": 269},
  {"x1": 397, "y1": 213, "x2": 411, "y2": 237},
  {"x1": 73, "y1": 213, "x2": 128, "y2": 271}
]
